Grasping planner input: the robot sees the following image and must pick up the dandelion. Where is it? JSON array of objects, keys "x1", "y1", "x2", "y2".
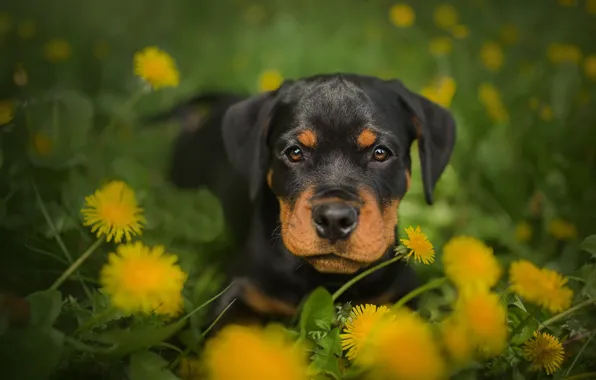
[
  {"x1": 499, "y1": 24, "x2": 519, "y2": 45},
  {"x1": 17, "y1": 20, "x2": 36, "y2": 40},
  {"x1": 44, "y1": 39, "x2": 71, "y2": 63},
  {"x1": 442, "y1": 235, "x2": 502, "y2": 290},
  {"x1": 258, "y1": 69, "x2": 283, "y2": 92},
  {"x1": 453, "y1": 288, "x2": 508, "y2": 357},
  {"x1": 549, "y1": 218, "x2": 577, "y2": 240},
  {"x1": 358, "y1": 308, "x2": 446, "y2": 380},
  {"x1": 100, "y1": 241, "x2": 187, "y2": 317},
  {"x1": 429, "y1": 36, "x2": 453, "y2": 56},
  {"x1": 33, "y1": 133, "x2": 53, "y2": 156},
  {"x1": 539, "y1": 105, "x2": 553, "y2": 122},
  {"x1": 523, "y1": 332, "x2": 565, "y2": 375},
  {"x1": 389, "y1": 4, "x2": 415, "y2": 28},
  {"x1": 420, "y1": 76, "x2": 457, "y2": 108},
  {"x1": 0, "y1": 100, "x2": 14, "y2": 125},
  {"x1": 434, "y1": 4, "x2": 459, "y2": 30},
  {"x1": 450, "y1": 24, "x2": 470, "y2": 39},
  {"x1": 81, "y1": 180, "x2": 145, "y2": 243},
  {"x1": 584, "y1": 55, "x2": 596, "y2": 80},
  {"x1": 399, "y1": 226, "x2": 436, "y2": 264},
  {"x1": 440, "y1": 317, "x2": 473, "y2": 366},
  {"x1": 340, "y1": 304, "x2": 393, "y2": 360},
  {"x1": 134, "y1": 46, "x2": 180, "y2": 89},
  {"x1": 547, "y1": 43, "x2": 582, "y2": 64},
  {"x1": 515, "y1": 221, "x2": 532, "y2": 243},
  {"x1": 202, "y1": 324, "x2": 309, "y2": 380},
  {"x1": 509, "y1": 260, "x2": 574, "y2": 314},
  {"x1": 478, "y1": 82, "x2": 509, "y2": 123},
  {"x1": 480, "y1": 41, "x2": 504, "y2": 71}
]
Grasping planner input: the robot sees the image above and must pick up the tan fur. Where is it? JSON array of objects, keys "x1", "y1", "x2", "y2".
[
  {"x1": 297, "y1": 129, "x2": 317, "y2": 148},
  {"x1": 242, "y1": 280, "x2": 297, "y2": 316},
  {"x1": 357, "y1": 128, "x2": 377, "y2": 148}
]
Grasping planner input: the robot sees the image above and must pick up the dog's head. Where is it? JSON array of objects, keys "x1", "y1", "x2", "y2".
[{"x1": 222, "y1": 74, "x2": 456, "y2": 274}]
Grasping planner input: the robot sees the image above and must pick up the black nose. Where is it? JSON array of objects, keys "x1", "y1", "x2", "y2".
[{"x1": 312, "y1": 202, "x2": 359, "y2": 243}]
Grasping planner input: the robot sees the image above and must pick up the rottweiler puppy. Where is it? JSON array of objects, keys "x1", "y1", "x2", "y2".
[{"x1": 161, "y1": 73, "x2": 456, "y2": 332}]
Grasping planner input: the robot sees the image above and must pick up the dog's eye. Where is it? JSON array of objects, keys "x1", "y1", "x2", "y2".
[
  {"x1": 285, "y1": 146, "x2": 304, "y2": 163},
  {"x1": 372, "y1": 146, "x2": 391, "y2": 162}
]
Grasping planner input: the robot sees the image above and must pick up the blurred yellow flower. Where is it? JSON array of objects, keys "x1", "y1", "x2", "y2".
[
  {"x1": 358, "y1": 309, "x2": 446, "y2": 380},
  {"x1": 443, "y1": 235, "x2": 502, "y2": 290},
  {"x1": 33, "y1": 133, "x2": 53, "y2": 156},
  {"x1": 558, "y1": 0, "x2": 576, "y2": 7},
  {"x1": 539, "y1": 105, "x2": 553, "y2": 122},
  {"x1": 584, "y1": 55, "x2": 596, "y2": 80},
  {"x1": 523, "y1": 332, "x2": 565, "y2": 375},
  {"x1": 134, "y1": 46, "x2": 180, "y2": 89},
  {"x1": 202, "y1": 324, "x2": 309, "y2": 380},
  {"x1": 450, "y1": 24, "x2": 470, "y2": 39},
  {"x1": 547, "y1": 43, "x2": 582, "y2": 64},
  {"x1": 244, "y1": 4, "x2": 266, "y2": 26},
  {"x1": 389, "y1": 3, "x2": 415, "y2": 28},
  {"x1": 480, "y1": 41, "x2": 504, "y2": 71},
  {"x1": 0, "y1": 12, "x2": 11, "y2": 35},
  {"x1": 440, "y1": 317, "x2": 473, "y2": 366},
  {"x1": 509, "y1": 260, "x2": 574, "y2": 314},
  {"x1": 515, "y1": 221, "x2": 533, "y2": 243},
  {"x1": 81, "y1": 180, "x2": 145, "y2": 243},
  {"x1": 549, "y1": 218, "x2": 577, "y2": 240},
  {"x1": 44, "y1": 39, "x2": 72, "y2": 63},
  {"x1": 0, "y1": 100, "x2": 15, "y2": 125},
  {"x1": 434, "y1": 3, "x2": 459, "y2": 30},
  {"x1": 400, "y1": 225, "x2": 435, "y2": 264},
  {"x1": 17, "y1": 20, "x2": 36, "y2": 39},
  {"x1": 420, "y1": 76, "x2": 457, "y2": 108},
  {"x1": 341, "y1": 304, "x2": 392, "y2": 360},
  {"x1": 499, "y1": 24, "x2": 519, "y2": 45},
  {"x1": 100, "y1": 241, "x2": 187, "y2": 317},
  {"x1": 478, "y1": 82, "x2": 509, "y2": 123},
  {"x1": 14, "y1": 63, "x2": 28, "y2": 87},
  {"x1": 588, "y1": 0, "x2": 596, "y2": 14},
  {"x1": 93, "y1": 40, "x2": 110, "y2": 60},
  {"x1": 429, "y1": 36, "x2": 453, "y2": 56},
  {"x1": 178, "y1": 356, "x2": 202, "y2": 380},
  {"x1": 453, "y1": 288, "x2": 508, "y2": 357},
  {"x1": 258, "y1": 69, "x2": 283, "y2": 92}
]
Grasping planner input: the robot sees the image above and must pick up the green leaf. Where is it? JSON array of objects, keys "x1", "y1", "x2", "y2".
[
  {"x1": 580, "y1": 235, "x2": 596, "y2": 258},
  {"x1": 510, "y1": 294, "x2": 527, "y2": 313},
  {"x1": 0, "y1": 326, "x2": 64, "y2": 380},
  {"x1": 129, "y1": 351, "x2": 182, "y2": 380},
  {"x1": 579, "y1": 264, "x2": 596, "y2": 298},
  {"x1": 309, "y1": 328, "x2": 342, "y2": 379},
  {"x1": 299, "y1": 287, "x2": 335, "y2": 337},
  {"x1": 96, "y1": 319, "x2": 186, "y2": 357},
  {"x1": 510, "y1": 318, "x2": 538, "y2": 345},
  {"x1": 26, "y1": 290, "x2": 62, "y2": 327}
]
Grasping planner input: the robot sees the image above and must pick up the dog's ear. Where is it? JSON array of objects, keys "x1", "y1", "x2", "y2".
[
  {"x1": 386, "y1": 80, "x2": 456, "y2": 205},
  {"x1": 221, "y1": 91, "x2": 276, "y2": 201}
]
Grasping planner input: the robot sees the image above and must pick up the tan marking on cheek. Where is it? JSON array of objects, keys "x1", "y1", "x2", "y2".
[
  {"x1": 242, "y1": 280, "x2": 297, "y2": 317},
  {"x1": 357, "y1": 128, "x2": 377, "y2": 148},
  {"x1": 278, "y1": 187, "x2": 319, "y2": 256},
  {"x1": 297, "y1": 129, "x2": 317, "y2": 148},
  {"x1": 266, "y1": 169, "x2": 273, "y2": 189}
]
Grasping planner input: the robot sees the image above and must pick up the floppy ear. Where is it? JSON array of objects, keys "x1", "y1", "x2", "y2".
[
  {"x1": 386, "y1": 80, "x2": 456, "y2": 205},
  {"x1": 221, "y1": 92, "x2": 276, "y2": 201}
]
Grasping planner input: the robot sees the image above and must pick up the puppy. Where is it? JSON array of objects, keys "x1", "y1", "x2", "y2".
[{"x1": 161, "y1": 74, "x2": 456, "y2": 331}]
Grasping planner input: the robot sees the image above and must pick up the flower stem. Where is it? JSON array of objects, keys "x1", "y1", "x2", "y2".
[
  {"x1": 49, "y1": 238, "x2": 104, "y2": 291},
  {"x1": 100, "y1": 87, "x2": 145, "y2": 141},
  {"x1": 564, "y1": 372, "x2": 596, "y2": 380},
  {"x1": 331, "y1": 255, "x2": 405, "y2": 302},
  {"x1": 393, "y1": 277, "x2": 448, "y2": 309},
  {"x1": 539, "y1": 298, "x2": 596, "y2": 331}
]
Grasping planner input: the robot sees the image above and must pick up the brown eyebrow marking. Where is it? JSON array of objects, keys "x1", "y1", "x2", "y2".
[
  {"x1": 297, "y1": 129, "x2": 317, "y2": 148},
  {"x1": 357, "y1": 128, "x2": 377, "y2": 148},
  {"x1": 266, "y1": 168, "x2": 273, "y2": 189}
]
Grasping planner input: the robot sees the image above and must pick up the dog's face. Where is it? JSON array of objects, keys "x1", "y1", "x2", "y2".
[{"x1": 222, "y1": 74, "x2": 456, "y2": 274}]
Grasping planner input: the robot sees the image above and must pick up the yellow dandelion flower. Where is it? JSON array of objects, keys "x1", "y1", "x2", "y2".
[
  {"x1": 450, "y1": 24, "x2": 470, "y2": 39},
  {"x1": 442, "y1": 235, "x2": 502, "y2": 290},
  {"x1": 81, "y1": 180, "x2": 145, "y2": 243},
  {"x1": 133, "y1": 46, "x2": 180, "y2": 89},
  {"x1": 523, "y1": 332, "x2": 565, "y2": 375},
  {"x1": 588, "y1": 0, "x2": 596, "y2": 14},
  {"x1": 17, "y1": 20, "x2": 36, "y2": 40},
  {"x1": 440, "y1": 317, "x2": 473, "y2": 366},
  {"x1": 478, "y1": 82, "x2": 509, "y2": 123},
  {"x1": 258, "y1": 69, "x2": 283, "y2": 92},
  {"x1": 453, "y1": 288, "x2": 508, "y2": 357},
  {"x1": 358, "y1": 309, "x2": 446, "y2": 380},
  {"x1": 340, "y1": 304, "x2": 392, "y2": 360},
  {"x1": 539, "y1": 105, "x2": 553, "y2": 121},
  {"x1": 0, "y1": 100, "x2": 15, "y2": 125},
  {"x1": 202, "y1": 324, "x2": 309, "y2": 380},
  {"x1": 44, "y1": 39, "x2": 71, "y2": 63},
  {"x1": 100, "y1": 241, "x2": 187, "y2": 317},
  {"x1": 420, "y1": 76, "x2": 457, "y2": 108},
  {"x1": 549, "y1": 218, "x2": 578, "y2": 240},
  {"x1": 515, "y1": 221, "x2": 533, "y2": 243},
  {"x1": 389, "y1": 4, "x2": 415, "y2": 28},
  {"x1": 558, "y1": 0, "x2": 576, "y2": 7},
  {"x1": 480, "y1": 41, "x2": 504, "y2": 72},
  {"x1": 499, "y1": 24, "x2": 519, "y2": 45},
  {"x1": 547, "y1": 43, "x2": 582, "y2": 64},
  {"x1": 33, "y1": 132, "x2": 53, "y2": 156},
  {"x1": 434, "y1": 3, "x2": 459, "y2": 30},
  {"x1": 584, "y1": 55, "x2": 596, "y2": 80},
  {"x1": 93, "y1": 40, "x2": 110, "y2": 60},
  {"x1": 429, "y1": 36, "x2": 453, "y2": 56},
  {"x1": 509, "y1": 260, "x2": 574, "y2": 314},
  {"x1": 399, "y1": 226, "x2": 435, "y2": 264}
]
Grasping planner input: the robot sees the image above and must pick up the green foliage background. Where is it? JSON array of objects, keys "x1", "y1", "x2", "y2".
[{"x1": 1, "y1": 0, "x2": 596, "y2": 379}]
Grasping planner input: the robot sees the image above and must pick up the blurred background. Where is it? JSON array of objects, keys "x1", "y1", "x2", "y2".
[{"x1": 1, "y1": 0, "x2": 596, "y2": 371}]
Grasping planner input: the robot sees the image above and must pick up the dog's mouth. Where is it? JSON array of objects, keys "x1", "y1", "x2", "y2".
[{"x1": 304, "y1": 254, "x2": 365, "y2": 274}]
